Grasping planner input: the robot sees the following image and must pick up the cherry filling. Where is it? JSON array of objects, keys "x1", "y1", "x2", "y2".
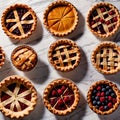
[
  {"x1": 91, "y1": 84, "x2": 117, "y2": 111},
  {"x1": 1, "y1": 83, "x2": 31, "y2": 111},
  {"x1": 49, "y1": 85, "x2": 75, "y2": 110},
  {"x1": 5, "y1": 7, "x2": 33, "y2": 36},
  {"x1": 89, "y1": 5, "x2": 117, "y2": 34}
]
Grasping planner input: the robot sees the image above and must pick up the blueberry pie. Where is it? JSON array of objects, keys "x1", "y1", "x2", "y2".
[
  {"x1": 91, "y1": 42, "x2": 120, "y2": 74},
  {"x1": 87, "y1": 2, "x2": 120, "y2": 38},
  {"x1": 43, "y1": 78, "x2": 80, "y2": 115},
  {"x1": 43, "y1": 0, "x2": 78, "y2": 36},
  {"x1": 0, "y1": 47, "x2": 5, "y2": 68},
  {"x1": 1, "y1": 4, "x2": 37, "y2": 39},
  {"x1": 48, "y1": 39, "x2": 81, "y2": 72},
  {"x1": 87, "y1": 80, "x2": 120, "y2": 115},
  {"x1": 0, "y1": 75, "x2": 37, "y2": 118},
  {"x1": 11, "y1": 45, "x2": 38, "y2": 71}
]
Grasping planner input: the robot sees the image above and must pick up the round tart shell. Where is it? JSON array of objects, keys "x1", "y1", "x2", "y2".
[
  {"x1": 11, "y1": 45, "x2": 38, "y2": 71},
  {"x1": 43, "y1": 0, "x2": 78, "y2": 36},
  {"x1": 86, "y1": 2, "x2": 120, "y2": 38},
  {"x1": 1, "y1": 4, "x2": 37, "y2": 40},
  {"x1": 48, "y1": 39, "x2": 81, "y2": 72},
  {"x1": 87, "y1": 80, "x2": 120, "y2": 115},
  {"x1": 0, "y1": 47, "x2": 5, "y2": 68},
  {"x1": 0, "y1": 75, "x2": 37, "y2": 119},
  {"x1": 91, "y1": 42, "x2": 120, "y2": 74},
  {"x1": 43, "y1": 79, "x2": 80, "y2": 115}
]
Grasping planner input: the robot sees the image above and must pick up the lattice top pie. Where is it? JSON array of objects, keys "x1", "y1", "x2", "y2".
[
  {"x1": 0, "y1": 47, "x2": 5, "y2": 68},
  {"x1": 87, "y1": 2, "x2": 120, "y2": 38},
  {"x1": 87, "y1": 80, "x2": 120, "y2": 115},
  {"x1": 1, "y1": 4, "x2": 37, "y2": 39},
  {"x1": 11, "y1": 45, "x2": 38, "y2": 71},
  {"x1": 48, "y1": 39, "x2": 81, "y2": 72},
  {"x1": 91, "y1": 42, "x2": 120, "y2": 74},
  {"x1": 0, "y1": 75, "x2": 37, "y2": 118},
  {"x1": 43, "y1": 78, "x2": 80, "y2": 115},
  {"x1": 43, "y1": 0, "x2": 78, "y2": 36}
]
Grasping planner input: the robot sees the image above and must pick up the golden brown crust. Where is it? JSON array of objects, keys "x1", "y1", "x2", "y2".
[
  {"x1": 11, "y1": 45, "x2": 38, "y2": 71},
  {"x1": 1, "y1": 4, "x2": 37, "y2": 40},
  {"x1": 43, "y1": 0, "x2": 78, "y2": 36},
  {"x1": 48, "y1": 39, "x2": 81, "y2": 72},
  {"x1": 91, "y1": 41, "x2": 120, "y2": 74},
  {"x1": 0, "y1": 47, "x2": 5, "y2": 68},
  {"x1": 43, "y1": 78, "x2": 80, "y2": 115},
  {"x1": 86, "y1": 2, "x2": 120, "y2": 38},
  {"x1": 0, "y1": 75, "x2": 37, "y2": 119},
  {"x1": 87, "y1": 80, "x2": 120, "y2": 115}
]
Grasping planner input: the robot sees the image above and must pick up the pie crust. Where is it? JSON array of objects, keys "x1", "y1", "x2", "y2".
[
  {"x1": 1, "y1": 4, "x2": 37, "y2": 40},
  {"x1": 0, "y1": 75, "x2": 37, "y2": 118},
  {"x1": 48, "y1": 39, "x2": 81, "y2": 72},
  {"x1": 0, "y1": 47, "x2": 5, "y2": 68},
  {"x1": 91, "y1": 42, "x2": 120, "y2": 74},
  {"x1": 86, "y1": 2, "x2": 120, "y2": 38},
  {"x1": 43, "y1": 0, "x2": 78, "y2": 36},
  {"x1": 11, "y1": 45, "x2": 38, "y2": 71},
  {"x1": 43, "y1": 78, "x2": 80, "y2": 115},
  {"x1": 87, "y1": 80, "x2": 120, "y2": 115}
]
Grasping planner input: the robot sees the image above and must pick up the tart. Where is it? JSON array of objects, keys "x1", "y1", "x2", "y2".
[
  {"x1": 43, "y1": 78, "x2": 80, "y2": 115},
  {"x1": 48, "y1": 39, "x2": 81, "y2": 72},
  {"x1": 0, "y1": 47, "x2": 5, "y2": 68},
  {"x1": 91, "y1": 42, "x2": 120, "y2": 74},
  {"x1": 87, "y1": 2, "x2": 120, "y2": 38},
  {"x1": 0, "y1": 75, "x2": 37, "y2": 118},
  {"x1": 1, "y1": 4, "x2": 37, "y2": 39},
  {"x1": 87, "y1": 80, "x2": 120, "y2": 115},
  {"x1": 43, "y1": 0, "x2": 78, "y2": 36},
  {"x1": 11, "y1": 45, "x2": 38, "y2": 71}
]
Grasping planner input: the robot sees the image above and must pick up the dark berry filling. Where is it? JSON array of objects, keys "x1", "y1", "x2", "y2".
[
  {"x1": 5, "y1": 7, "x2": 33, "y2": 36},
  {"x1": 89, "y1": 5, "x2": 118, "y2": 34},
  {"x1": 91, "y1": 84, "x2": 117, "y2": 111},
  {"x1": 49, "y1": 85, "x2": 75, "y2": 110}
]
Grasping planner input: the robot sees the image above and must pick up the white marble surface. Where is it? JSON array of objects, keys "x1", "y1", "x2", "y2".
[{"x1": 0, "y1": 0, "x2": 120, "y2": 120}]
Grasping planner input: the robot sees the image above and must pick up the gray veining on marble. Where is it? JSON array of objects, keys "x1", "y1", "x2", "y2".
[{"x1": 0, "y1": 0, "x2": 120, "y2": 120}]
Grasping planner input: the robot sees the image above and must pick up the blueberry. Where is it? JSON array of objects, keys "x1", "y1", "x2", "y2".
[
  {"x1": 102, "y1": 102, "x2": 105, "y2": 105},
  {"x1": 111, "y1": 93, "x2": 116, "y2": 97},
  {"x1": 92, "y1": 96, "x2": 95, "y2": 100},
  {"x1": 104, "y1": 105, "x2": 108, "y2": 110},
  {"x1": 95, "y1": 105, "x2": 99, "y2": 109},
  {"x1": 105, "y1": 91, "x2": 110, "y2": 96},
  {"x1": 95, "y1": 96, "x2": 99, "y2": 100},
  {"x1": 102, "y1": 88, "x2": 106, "y2": 92},
  {"x1": 93, "y1": 100, "x2": 97, "y2": 105},
  {"x1": 105, "y1": 96, "x2": 108, "y2": 99},
  {"x1": 93, "y1": 90, "x2": 97, "y2": 94},
  {"x1": 108, "y1": 89, "x2": 113, "y2": 93},
  {"x1": 106, "y1": 85, "x2": 110, "y2": 90},
  {"x1": 97, "y1": 101, "x2": 101, "y2": 106}
]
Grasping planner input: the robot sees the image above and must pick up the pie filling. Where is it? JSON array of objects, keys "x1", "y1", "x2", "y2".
[
  {"x1": 0, "y1": 83, "x2": 31, "y2": 111},
  {"x1": 91, "y1": 84, "x2": 117, "y2": 111},
  {"x1": 5, "y1": 7, "x2": 34, "y2": 36},
  {"x1": 52, "y1": 44, "x2": 77, "y2": 68},
  {"x1": 94, "y1": 46, "x2": 119, "y2": 71},
  {"x1": 89, "y1": 5, "x2": 118, "y2": 34},
  {"x1": 49, "y1": 85, "x2": 75, "y2": 110},
  {"x1": 47, "y1": 4, "x2": 75, "y2": 32}
]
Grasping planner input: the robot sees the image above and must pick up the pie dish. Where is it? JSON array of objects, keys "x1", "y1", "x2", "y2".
[
  {"x1": 1, "y1": 4, "x2": 37, "y2": 39},
  {"x1": 48, "y1": 39, "x2": 81, "y2": 72},
  {"x1": 87, "y1": 80, "x2": 120, "y2": 115},
  {"x1": 11, "y1": 45, "x2": 38, "y2": 71},
  {"x1": 86, "y1": 2, "x2": 120, "y2": 38},
  {"x1": 0, "y1": 75, "x2": 37, "y2": 118},
  {"x1": 0, "y1": 47, "x2": 5, "y2": 68},
  {"x1": 91, "y1": 42, "x2": 120, "y2": 74},
  {"x1": 43, "y1": 0, "x2": 78, "y2": 36},
  {"x1": 43, "y1": 78, "x2": 80, "y2": 115}
]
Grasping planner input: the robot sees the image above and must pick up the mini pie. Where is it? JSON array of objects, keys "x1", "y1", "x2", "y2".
[
  {"x1": 87, "y1": 2, "x2": 120, "y2": 38},
  {"x1": 11, "y1": 45, "x2": 38, "y2": 71},
  {"x1": 87, "y1": 80, "x2": 120, "y2": 115},
  {"x1": 0, "y1": 47, "x2": 5, "y2": 68},
  {"x1": 0, "y1": 75, "x2": 37, "y2": 118},
  {"x1": 43, "y1": 78, "x2": 80, "y2": 115},
  {"x1": 43, "y1": 0, "x2": 78, "y2": 36},
  {"x1": 91, "y1": 42, "x2": 120, "y2": 74},
  {"x1": 48, "y1": 39, "x2": 81, "y2": 72},
  {"x1": 1, "y1": 4, "x2": 37, "y2": 39}
]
